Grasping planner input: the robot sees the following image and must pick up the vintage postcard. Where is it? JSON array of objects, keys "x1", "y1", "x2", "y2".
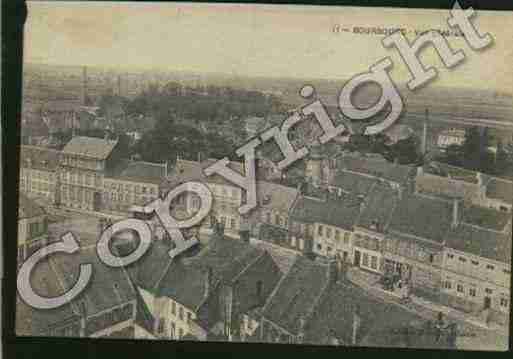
[{"x1": 15, "y1": 1, "x2": 512, "y2": 351}]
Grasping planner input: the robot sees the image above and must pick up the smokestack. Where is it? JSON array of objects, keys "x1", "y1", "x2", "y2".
[
  {"x1": 452, "y1": 199, "x2": 460, "y2": 228},
  {"x1": 82, "y1": 66, "x2": 88, "y2": 106},
  {"x1": 421, "y1": 109, "x2": 428, "y2": 156},
  {"x1": 352, "y1": 304, "x2": 361, "y2": 345}
]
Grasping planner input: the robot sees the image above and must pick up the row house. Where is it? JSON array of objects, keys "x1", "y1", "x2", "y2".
[
  {"x1": 19, "y1": 145, "x2": 60, "y2": 205},
  {"x1": 289, "y1": 192, "x2": 361, "y2": 261},
  {"x1": 17, "y1": 194, "x2": 48, "y2": 264},
  {"x1": 59, "y1": 136, "x2": 119, "y2": 211},
  {"x1": 352, "y1": 183, "x2": 399, "y2": 274},
  {"x1": 15, "y1": 246, "x2": 149, "y2": 339},
  {"x1": 382, "y1": 194, "x2": 455, "y2": 301},
  {"x1": 441, "y1": 206, "x2": 511, "y2": 325},
  {"x1": 416, "y1": 161, "x2": 513, "y2": 213},
  {"x1": 102, "y1": 159, "x2": 167, "y2": 213},
  {"x1": 163, "y1": 158, "x2": 245, "y2": 236}
]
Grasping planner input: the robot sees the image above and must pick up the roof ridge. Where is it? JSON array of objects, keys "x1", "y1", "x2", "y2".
[{"x1": 230, "y1": 250, "x2": 266, "y2": 284}]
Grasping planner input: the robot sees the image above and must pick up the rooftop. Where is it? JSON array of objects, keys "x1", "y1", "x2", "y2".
[
  {"x1": 256, "y1": 181, "x2": 299, "y2": 213},
  {"x1": 445, "y1": 223, "x2": 511, "y2": 264},
  {"x1": 388, "y1": 194, "x2": 454, "y2": 244},
  {"x1": 62, "y1": 136, "x2": 118, "y2": 160},
  {"x1": 107, "y1": 159, "x2": 166, "y2": 184},
  {"x1": 356, "y1": 183, "x2": 399, "y2": 232},
  {"x1": 331, "y1": 171, "x2": 377, "y2": 196},
  {"x1": 337, "y1": 154, "x2": 414, "y2": 185},
  {"x1": 290, "y1": 195, "x2": 361, "y2": 231},
  {"x1": 262, "y1": 256, "x2": 330, "y2": 335}
]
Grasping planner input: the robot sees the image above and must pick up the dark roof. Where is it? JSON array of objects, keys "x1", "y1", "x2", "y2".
[
  {"x1": 356, "y1": 184, "x2": 399, "y2": 232},
  {"x1": 462, "y1": 205, "x2": 511, "y2": 232},
  {"x1": 189, "y1": 235, "x2": 264, "y2": 284},
  {"x1": 337, "y1": 155, "x2": 414, "y2": 184},
  {"x1": 20, "y1": 145, "x2": 60, "y2": 171},
  {"x1": 445, "y1": 224, "x2": 511, "y2": 264},
  {"x1": 107, "y1": 159, "x2": 166, "y2": 184},
  {"x1": 124, "y1": 240, "x2": 174, "y2": 292},
  {"x1": 290, "y1": 195, "x2": 361, "y2": 231},
  {"x1": 16, "y1": 246, "x2": 136, "y2": 336},
  {"x1": 486, "y1": 177, "x2": 513, "y2": 204},
  {"x1": 388, "y1": 194, "x2": 453, "y2": 243},
  {"x1": 18, "y1": 193, "x2": 46, "y2": 219},
  {"x1": 62, "y1": 136, "x2": 118, "y2": 159},
  {"x1": 262, "y1": 256, "x2": 330, "y2": 335},
  {"x1": 332, "y1": 171, "x2": 377, "y2": 196},
  {"x1": 157, "y1": 261, "x2": 211, "y2": 311}
]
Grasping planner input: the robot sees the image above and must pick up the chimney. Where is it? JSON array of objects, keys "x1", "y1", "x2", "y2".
[
  {"x1": 297, "y1": 315, "x2": 306, "y2": 343},
  {"x1": 452, "y1": 199, "x2": 460, "y2": 228},
  {"x1": 352, "y1": 303, "x2": 361, "y2": 345},
  {"x1": 204, "y1": 266, "x2": 213, "y2": 299},
  {"x1": 328, "y1": 259, "x2": 338, "y2": 284}
]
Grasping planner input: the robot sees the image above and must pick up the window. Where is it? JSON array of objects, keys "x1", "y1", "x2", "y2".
[
  {"x1": 471, "y1": 260, "x2": 479, "y2": 265},
  {"x1": 326, "y1": 228, "x2": 332, "y2": 238},
  {"x1": 317, "y1": 244, "x2": 322, "y2": 251},
  {"x1": 458, "y1": 257, "x2": 467, "y2": 263},
  {"x1": 171, "y1": 301, "x2": 176, "y2": 314},
  {"x1": 371, "y1": 256, "x2": 378, "y2": 270},
  {"x1": 429, "y1": 254, "x2": 434, "y2": 263},
  {"x1": 500, "y1": 298, "x2": 509, "y2": 307},
  {"x1": 362, "y1": 253, "x2": 369, "y2": 267},
  {"x1": 179, "y1": 306, "x2": 184, "y2": 321},
  {"x1": 299, "y1": 238, "x2": 304, "y2": 250},
  {"x1": 485, "y1": 288, "x2": 493, "y2": 295},
  {"x1": 457, "y1": 284, "x2": 464, "y2": 293},
  {"x1": 179, "y1": 328, "x2": 184, "y2": 339},
  {"x1": 447, "y1": 253, "x2": 454, "y2": 259},
  {"x1": 335, "y1": 230, "x2": 340, "y2": 240},
  {"x1": 444, "y1": 281, "x2": 452, "y2": 289},
  {"x1": 504, "y1": 269, "x2": 511, "y2": 275},
  {"x1": 344, "y1": 232, "x2": 350, "y2": 244},
  {"x1": 318, "y1": 225, "x2": 323, "y2": 236},
  {"x1": 469, "y1": 288, "x2": 476, "y2": 297},
  {"x1": 187, "y1": 312, "x2": 192, "y2": 323},
  {"x1": 327, "y1": 246, "x2": 332, "y2": 253},
  {"x1": 486, "y1": 264, "x2": 495, "y2": 270}
]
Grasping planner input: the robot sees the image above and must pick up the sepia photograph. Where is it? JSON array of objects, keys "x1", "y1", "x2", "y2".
[{"x1": 12, "y1": 0, "x2": 513, "y2": 352}]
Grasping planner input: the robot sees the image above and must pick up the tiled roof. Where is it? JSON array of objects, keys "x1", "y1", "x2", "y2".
[
  {"x1": 445, "y1": 224, "x2": 511, "y2": 264},
  {"x1": 262, "y1": 256, "x2": 330, "y2": 335},
  {"x1": 62, "y1": 136, "x2": 118, "y2": 159},
  {"x1": 337, "y1": 155, "x2": 414, "y2": 184},
  {"x1": 331, "y1": 171, "x2": 377, "y2": 196},
  {"x1": 20, "y1": 145, "x2": 60, "y2": 171},
  {"x1": 290, "y1": 195, "x2": 361, "y2": 231},
  {"x1": 356, "y1": 184, "x2": 399, "y2": 232},
  {"x1": 107, "y1": 159, "x2": 166, "y2": 184},
  {"x1": 388, "y1": 194, "x2": 453, "y2": 243},
  {"x1": 486, "y1": 177, "x2": 513, "y2": 204},
  {"x1": 18, "y1": 193, "x2": 46, "y2": 219}
]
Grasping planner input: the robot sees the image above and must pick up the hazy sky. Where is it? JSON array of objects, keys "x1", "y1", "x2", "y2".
[{"x1": 25, "y1": 1, "x2": 513, "y2": 93}]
